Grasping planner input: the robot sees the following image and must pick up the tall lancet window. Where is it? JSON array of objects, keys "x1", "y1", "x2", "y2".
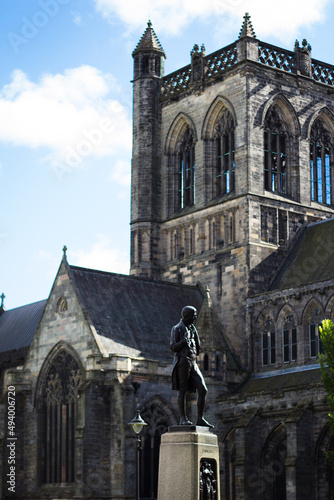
[
  {"x1": 264, "y1": 106, "x2": 288, "y2": 195},
  {"x1": 215, "y1": 109, "x2": 235, "y2": 196},
  {"x1": 310, "y1": 120, "x2": 332, "y2": 205},
  {"x1": 140, "y1": 401, "x2": 170, "y2": 499},
  {"x1": 177, "y1": 126, "x2": 195, "y2": 210},
  {"x1": 44, "y1": 351, "x2": 83, "y2": 484}
]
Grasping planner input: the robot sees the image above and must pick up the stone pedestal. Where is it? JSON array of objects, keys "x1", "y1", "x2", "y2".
[{"x1": 157, "y1": 426, "x2": 220, "y2": 500}]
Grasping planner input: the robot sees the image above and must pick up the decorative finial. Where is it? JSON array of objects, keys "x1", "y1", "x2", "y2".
[
  {"x1": 147, "y1": 19, "x2": 152, "y2": 28},
  {"x1": 205, "y1": 286, "x2": 212, "y2": 306},
  {"x1": 238, "y1": 12, "x2": 256, "y2": 39},
  {"x1": 0, "y1": 293, "x2": 5, "y2": 308},
  {"x1": 62, "y1": 245, "x2": 67, "y2": 259}
]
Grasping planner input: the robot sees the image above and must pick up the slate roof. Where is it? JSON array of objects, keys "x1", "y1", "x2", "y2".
[
  {"x1": 132, "y1": 20, "x2": 165, "y2": 56},
  {"x1": 0, "y1": 300, "x2": 46, "y2": 353},
  {"x1": 239, "y1": 367, "x2": 322, "y2": 397},
  {"x1": 270, "y1": 218, "x2": 334, "y2": 291},
  {"x1": 69, "y1": 266, "x2": 203, "y2": 362}
]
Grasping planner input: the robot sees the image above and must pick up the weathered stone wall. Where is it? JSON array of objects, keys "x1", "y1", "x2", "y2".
[
  {"x1": 249, "y1": 281, "x2": 334, "y2": 373},
  {"x1": 216, "y1": 377, "x2": 329, "y2": 500},
  {"x1": 148, "y1": 54, "x2": 334, "y2": 369}
]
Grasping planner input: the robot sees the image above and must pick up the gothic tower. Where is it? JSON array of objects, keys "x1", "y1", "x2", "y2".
[
  {"x1": 130, "y1": 14, "x2": 334, "y2": 369},
  {"x1": 130, "y1": 21, "x2": 166, "y2": 279}
]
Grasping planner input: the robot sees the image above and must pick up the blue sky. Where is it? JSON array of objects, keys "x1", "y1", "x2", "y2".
[{"x1": 1, "y1": 0, "x2": 334, "y2": 310}]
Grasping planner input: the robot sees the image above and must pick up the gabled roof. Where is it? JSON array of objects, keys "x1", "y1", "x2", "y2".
[
  {"x1": 132, "y1": 20, "x2": 165, "y2": 56},
  {"x1": 69, "y1": 265, "x2": 203, "y2": 362},
  {"x1": 0, "y1": 300, "x2": 46, "y2": 353},
  {"x1": 270, "y1": 218, "x2": 334, "y2": 291}
]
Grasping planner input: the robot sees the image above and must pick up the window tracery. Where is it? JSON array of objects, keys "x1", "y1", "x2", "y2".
[
  {"x1": 310, "y1": 120, "x2": 332, "y2": 205},
  {"x1": 140, "y1": 402, "x2": 170, "y2": 499},
  {"x1": 43, "y1": 350, "x2": 83, "y2": 484},
  {"x1": 214, "y1": 109, "x2": 235, "y2": 197},
  {"x1": 282, "y1": 314, "x2": 297, "y2": 363},
  {"x1": 308, "y1": 306, "x2": 324, "y2": 358},
  {"x1": 264, "y1": 105, "x2": 288, "y2": 195},
  {"x1": 177, "y1": 126, "x2": 195, "y2": 210},
  {"x1": 262, "y1": 316, "x2": 276, "y2": 366}
]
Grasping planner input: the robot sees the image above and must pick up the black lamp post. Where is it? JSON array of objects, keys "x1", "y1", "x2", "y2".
[{"x1": 128, "y1": 410, "x2": 147, "y2": 500}]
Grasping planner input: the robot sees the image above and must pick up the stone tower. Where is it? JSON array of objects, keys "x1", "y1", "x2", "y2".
[
  {"x1": 131, "y1": 21, "x2": 166, "y2": 279},
  {"x1": 130, "y1": 14, "x2": 334, "y2": 369}
]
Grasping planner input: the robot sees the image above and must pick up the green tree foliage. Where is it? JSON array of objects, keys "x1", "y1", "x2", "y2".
[{"x1": 319, "y1": 319, "x2": 334, "y2": 463}]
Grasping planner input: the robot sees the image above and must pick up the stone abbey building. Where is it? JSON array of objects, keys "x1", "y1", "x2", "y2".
[{"x1": 1, "y1": 13, "x2": 334, "y2": 499}]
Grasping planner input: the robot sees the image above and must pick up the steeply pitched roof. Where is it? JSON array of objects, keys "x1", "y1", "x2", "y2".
[
  {"x1": 270, "y1": 218, "x2": 334, "y2": 291},
  {"x1": 69, "y1": 265, "x2": 203, "y2": 362},
  {"x1": 132, "y1": 20, "x2": 165, "y2": 56},
  {"x1": 0, "y1": 300, "x2": 46, "y2": 353}
]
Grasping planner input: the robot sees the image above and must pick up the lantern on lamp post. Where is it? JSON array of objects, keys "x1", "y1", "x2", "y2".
[{"x1": 128, "y1": 410, "x2": 147, "y2": 500}]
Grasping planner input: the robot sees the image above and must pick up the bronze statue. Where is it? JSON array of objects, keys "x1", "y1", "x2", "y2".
[
  {"x1": 170, "y1": 306, "x2": 213, "y2": 427},
  {"x1": 200, "y1": 461, "x2": 217, "y2": 500}
]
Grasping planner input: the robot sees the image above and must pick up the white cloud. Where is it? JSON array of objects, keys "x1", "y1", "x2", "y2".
[
  {"x1": 71, "y1": 11, "x2": 84, "y2": 25},
  {"x1": 0, "y1": 66, "x2": 132, "y2": 179},
  {"x1": 108, "y1": 159, "x2": 131, "y2": 188},
  {"x1": 93, "y1": 0, "x2": 330, "y2": 42},
  {"x1": 72, "y1": 234, "x2": 130, "y2": 275}
]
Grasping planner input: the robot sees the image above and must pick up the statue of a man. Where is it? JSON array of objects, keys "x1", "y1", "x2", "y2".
[{"x1": 170, "y1": 306, "x2": 213, "y2": 427}]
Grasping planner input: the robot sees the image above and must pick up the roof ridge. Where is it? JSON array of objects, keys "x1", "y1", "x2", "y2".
[
  {"x1": 4, "y1": 299, "x2": 47, "y2": 313},
  {"x1": 69, "y1": 264, "x2": 201, "y2": 289}
]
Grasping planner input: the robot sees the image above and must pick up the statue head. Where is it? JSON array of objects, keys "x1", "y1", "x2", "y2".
[{"x1": 181, "y1": 306, "x2": 197, "y2": 325}]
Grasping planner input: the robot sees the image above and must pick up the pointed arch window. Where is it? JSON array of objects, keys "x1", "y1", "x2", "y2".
[
  {"x1": 43, "y1": 351, "x2": 83, "y2": 484},
  {"x1": 282, "y1": 314, "x2": 297, "y2": 363},
  {"x1": 140, "y1": 402, "x2": 170, "y2": 499},
  {"x1": 264, "y1": 106, "x2": 288, "y2": 195},
  {"x1": 308, "y1": 307, "x2": 324, "y2": 358},
  {"x1": 310, "y1": 120, "x2": 332, "y2": 205},
  {"x1": 57, "y1": 296, "x2": 68, "y2": 313},
  {"x1": 177, "y1": 126, "x2": 195, "y2": 209},
  {"x1": 262, "y1": 316, "x2": 276, "y2": 366},
  {"x1": 215, "y1": 109, "x2": 235, "y2": 197},
  {"x1": 262, "y1": 427, "x2": 287, "y2": 500}
]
